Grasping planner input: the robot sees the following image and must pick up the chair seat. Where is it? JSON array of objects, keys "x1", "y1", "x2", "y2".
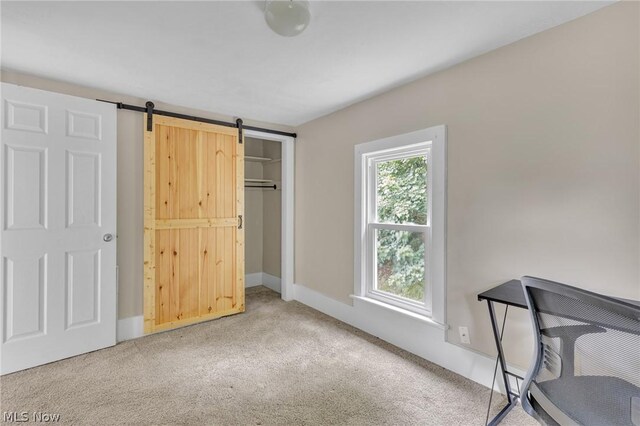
[{"x1": 535, "y1": 376, "x2": 640, "y2": 426}]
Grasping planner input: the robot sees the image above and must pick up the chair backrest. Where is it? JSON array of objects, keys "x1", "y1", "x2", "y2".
[{"x1": 520, "y1": 276, "x2": 640, "y2": 426}]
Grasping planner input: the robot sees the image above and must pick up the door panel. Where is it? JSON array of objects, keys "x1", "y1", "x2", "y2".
[
  {"x1": 5, "y1": 145, "x2": 47, "y2": 230},
  {"x1": 5, "y1": 99, "x2": 48, "y2": 134},
  {"x1": 0, "y1": 83, "x2": 117, "y2": 375},
  {"x1": 66, "y1": 110, "x2": 102, "y2": 140},
  {"x1": 144, "y1": 116, "x2": 244, "y2": 334},
  {"x1": 67, "y1": 151, "x2": 101, "y2": 227},
  {"x1": 65, "y1": 249, "x2": 100, "y2": 329},
  {"x1": 4, "y1": 255, "x2": 46, "y2": 342}
]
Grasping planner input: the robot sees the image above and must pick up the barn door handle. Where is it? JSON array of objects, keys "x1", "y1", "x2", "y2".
[{"x1": 238, "y1": 215, "x2": 243, "y2": 229}]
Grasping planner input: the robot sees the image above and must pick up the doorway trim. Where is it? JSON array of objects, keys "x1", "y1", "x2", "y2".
[{"x1": 243, "y1": 129, "x2": 295, "y2": 301}]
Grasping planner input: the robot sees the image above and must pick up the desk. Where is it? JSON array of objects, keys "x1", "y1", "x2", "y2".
[
  {"x1": 477, "y1": 280, "x2": 640, "y2": 425},
  {"x1": 477, "y1": 280, "x2": 526, "y2": 425}
]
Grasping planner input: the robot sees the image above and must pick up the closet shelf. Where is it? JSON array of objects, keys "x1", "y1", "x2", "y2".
[
  {"x1": 245, "y1": 156, "x2": 272, "y2": 163},
  {"x1": 245, "y1": 178, "x2": 273, "y2": 183}
]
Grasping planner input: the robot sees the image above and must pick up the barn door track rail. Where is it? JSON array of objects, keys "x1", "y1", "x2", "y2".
[{"x1": 96, "y1": 99, "x2": 297, "y2": 139}]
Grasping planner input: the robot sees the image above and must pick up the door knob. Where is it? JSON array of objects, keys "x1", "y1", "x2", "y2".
[{"x1": 103, "y1": 233, "x2": 114, "y2": 242}]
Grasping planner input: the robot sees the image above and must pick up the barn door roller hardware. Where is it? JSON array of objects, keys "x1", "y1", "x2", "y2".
[
  {"x1": 146, "y1": 101, "x2": 154, "y2": 131},
  {"x1": 96, "y1": 99, "x2": 297, "y2": 139},
  {"x1": 236, "y1": 118, "x2": 243, "y2": 144}
]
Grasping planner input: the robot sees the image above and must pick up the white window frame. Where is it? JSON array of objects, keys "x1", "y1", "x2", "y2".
[{"x1": 354, "y1": 125, "x2": 446, "y2": 324}]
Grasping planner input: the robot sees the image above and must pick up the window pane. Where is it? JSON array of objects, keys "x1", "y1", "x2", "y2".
[
  {"x1": 376, "y1": 229, "x2": 425, "y2": 302},
  {"x1": 376, "y1": 155, "x2": 427, "y2": 224}
]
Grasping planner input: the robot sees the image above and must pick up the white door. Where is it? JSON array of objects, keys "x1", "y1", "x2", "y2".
[{"x1": 0, "y1": 83, "x2": 117, "y2": 374}]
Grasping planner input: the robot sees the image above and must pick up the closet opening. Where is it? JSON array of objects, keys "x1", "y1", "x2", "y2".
[{"x1": 243, "y1": 130, "x2": 294, "y2": 301}]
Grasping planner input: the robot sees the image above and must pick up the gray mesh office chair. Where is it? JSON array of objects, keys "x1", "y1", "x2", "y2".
[{"x1": 520, "y1": 276, "x2": 640, "y2": 426}]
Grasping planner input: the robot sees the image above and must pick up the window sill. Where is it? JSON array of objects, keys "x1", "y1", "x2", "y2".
[{"x1": 350, "y1": 295, "x2": 447, "y2": 330}]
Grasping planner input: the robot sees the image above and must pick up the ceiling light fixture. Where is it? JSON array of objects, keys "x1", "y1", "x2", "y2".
[{"x1": 264, "y1": 0, "x2": 310, "y2": 37}]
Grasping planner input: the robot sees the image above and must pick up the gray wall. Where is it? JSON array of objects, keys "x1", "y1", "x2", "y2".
[
  {"x1": 245, "y1": 138, "x2": 265, "y2": 275},
  {"x1": 262, "y1": 141, "x2": 282, "y2": 278},
  {"x1": 294, "y1": 2, "x2": 640, "y2": 368}
]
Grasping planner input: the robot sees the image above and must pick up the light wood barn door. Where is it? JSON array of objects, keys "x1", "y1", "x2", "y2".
[{"x1": 144, "y1": 115, "x2": 244, "y2": 333}]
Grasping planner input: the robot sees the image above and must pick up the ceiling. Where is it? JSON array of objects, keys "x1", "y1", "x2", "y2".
[{"x1": 1, "y1": 1, "x2": 612, "y2": 126}]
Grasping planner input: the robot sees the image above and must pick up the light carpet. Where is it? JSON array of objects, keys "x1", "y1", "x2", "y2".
[{"x1": 0, "y1": 286, "x2": 536, "y2": 425}]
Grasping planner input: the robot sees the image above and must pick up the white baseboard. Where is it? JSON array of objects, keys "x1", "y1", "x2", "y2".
[
  {"x1": 245, "y1": 272, "x2": 264, "y2": 287},
  {"x1": 262, "y1": 273, "x2": 281, "y2": 293},
  {"x1": 292, "y1": 283, "x2": 524, "y2": 392},
  {"x1": 246, "y1": 272, "x2": 282, "y2": 293},
  {"x1": 117, "y1": 315, "x2": 143, "y2": 342}
]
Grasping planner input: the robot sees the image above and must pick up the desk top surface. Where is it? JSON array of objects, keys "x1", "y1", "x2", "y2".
[
  {"x1": 477, "y1": 280, "x2": 528, "y2": 308},
  {"x1": 477, "y1": 279, "x2": 640, "y2": 309}
]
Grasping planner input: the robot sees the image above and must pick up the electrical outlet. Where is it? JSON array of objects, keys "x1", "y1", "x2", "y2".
[{"x1": 459, "y1": 326, "x2": 471, "y2": 344}]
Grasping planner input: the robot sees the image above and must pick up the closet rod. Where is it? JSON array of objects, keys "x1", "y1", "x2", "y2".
[
  {"x1": 245, "y1": 184, "x2": 277, "y2": 190},
  {"x1": 96, "y1": 99, "x2": 297, "y2": 139}
]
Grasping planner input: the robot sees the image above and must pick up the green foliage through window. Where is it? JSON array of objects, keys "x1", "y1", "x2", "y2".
[{"x1": 375, "y1": 156, "x2": 427, "y2": 302}]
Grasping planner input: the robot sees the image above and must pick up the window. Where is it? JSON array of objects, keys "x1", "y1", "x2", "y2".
[{"x1": 354, "y1": 126, "x2": 446, "y2": 322}]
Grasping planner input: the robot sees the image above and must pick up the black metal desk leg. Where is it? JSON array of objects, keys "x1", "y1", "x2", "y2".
[{"x1": 485, "y1": 301, "x2": 517, "y2": 425}]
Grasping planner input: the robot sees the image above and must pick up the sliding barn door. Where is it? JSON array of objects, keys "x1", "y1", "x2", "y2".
[{"x1": 144, "y1": 115, "x2": 244, "y2": 333}]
